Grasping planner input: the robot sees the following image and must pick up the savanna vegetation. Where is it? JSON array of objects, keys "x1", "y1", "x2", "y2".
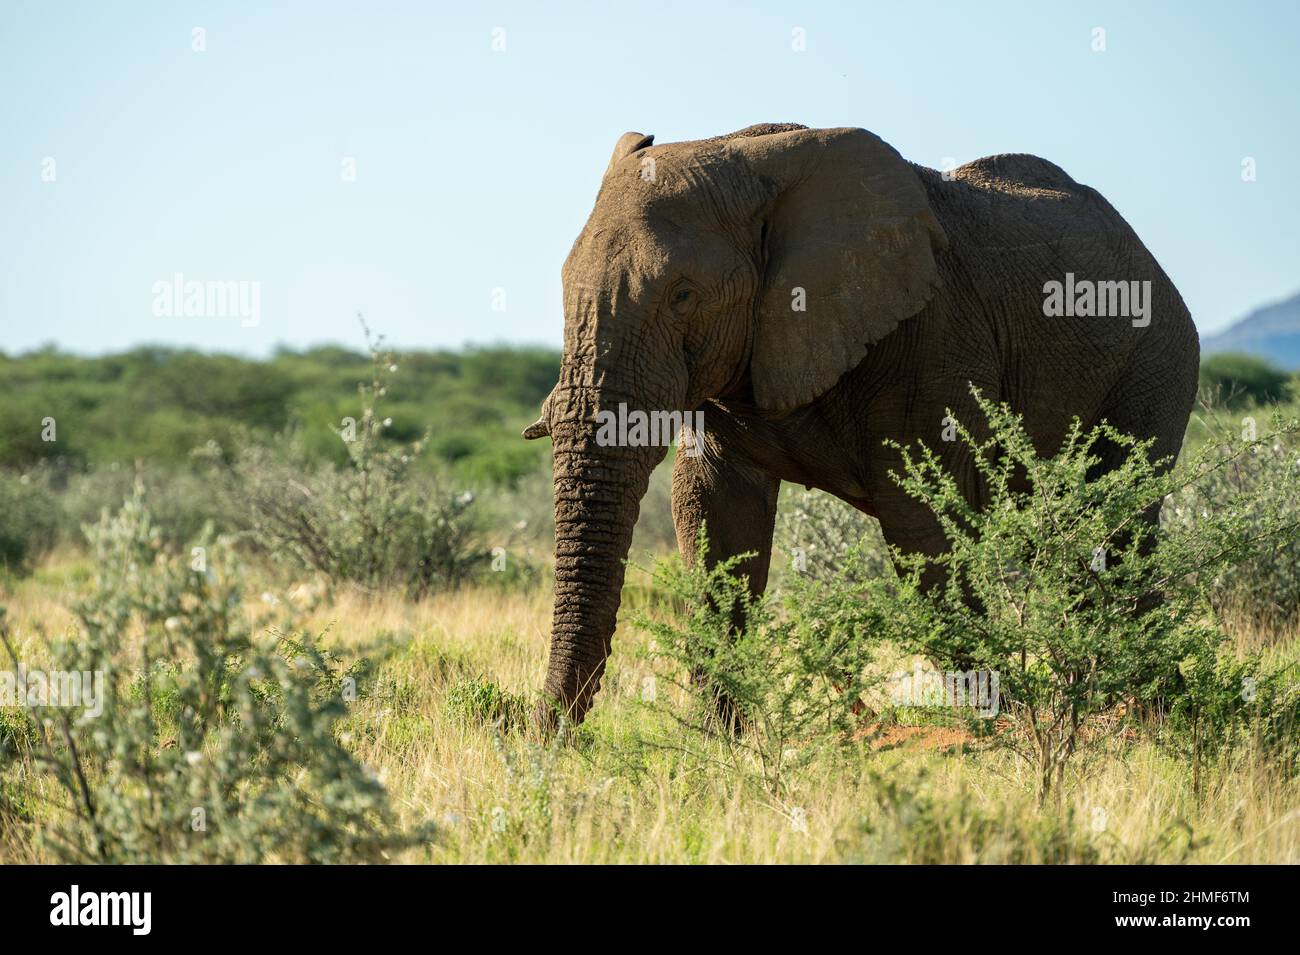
[
  {"x1": 0, "y1": 343, "x2": 1296, "y2": 863},
  {"x1": 0, "y1": 332, "x2": 560, "y2": 484}
]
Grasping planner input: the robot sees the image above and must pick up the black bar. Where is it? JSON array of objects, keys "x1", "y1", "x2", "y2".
[{"x1": 2, "y1": 865, "x2": 1280, "y2": 941}]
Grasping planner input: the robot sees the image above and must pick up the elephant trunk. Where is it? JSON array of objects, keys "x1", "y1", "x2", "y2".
[{"x1": 539, "y1": 385, "x2": 665, "y2": 728}]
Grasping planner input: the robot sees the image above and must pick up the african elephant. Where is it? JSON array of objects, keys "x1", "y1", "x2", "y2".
[{"x1": 525, "y1": 123, "x2": 1200, "y2": 727}]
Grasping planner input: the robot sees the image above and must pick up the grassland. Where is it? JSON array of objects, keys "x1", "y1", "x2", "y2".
[
  {"x1": 2, "y1": 542, "x2": 1296, "y2": 864},
  {"x1": 0, "y1": 346, "x2": 1296, "y2": 864}
]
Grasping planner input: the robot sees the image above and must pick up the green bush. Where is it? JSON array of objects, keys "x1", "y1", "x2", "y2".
[
  {"x1": 0, "y1": 471, "x2": 60, "y2": 575},
  {"x1": 775, "y1": 487, "x2": 892, "y2": 583},
  {"x1": 0, "y1": 483, "x2": 425, "y2": 862},
  {"x1": 650, "y1": 391, "x2": 1299, "y2": 806},
  {"x1": 0, "y1": 391, "x2": 86, "y2": 471},
  {"x1": 1199, "y1": 353, "x2": 1291, "y2": 407},
  {"x1": 223, "y1": 331, "x2": 492, "y2": 597},
  {"x1": 637, "y1": 530, "x2": 882, "y2": 794},
  {"x1": 856, "y1": 770, "x2": 1105, "y2": 864},
  {"x1": 1164, "y1": 406, "x2": 1300, "y2": 633},
  {"x1": 838, "y1": 392, "x2": 1299, "y2": 803},
  {"x1": 446, "y1": 676, "x2": 529, "y2": 731},
  {"x1": 1162, "y1": 648, "x2": 1300, "y2": 794},
  {"x1": 57, "y1": 461, "x2": 239, "y2": 549},
  {"x1": 231, "y1": 445, "x2": 486, "y2": 597}
]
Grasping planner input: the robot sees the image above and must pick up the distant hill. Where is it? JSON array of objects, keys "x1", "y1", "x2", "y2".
[{"x1": 1202, "y1": 291, "x2": 1300, "y2": 370}]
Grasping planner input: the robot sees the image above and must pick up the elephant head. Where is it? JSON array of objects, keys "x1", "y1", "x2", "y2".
[{"x1": 527, "y1": 123, "x2": 947, "y2": 727}]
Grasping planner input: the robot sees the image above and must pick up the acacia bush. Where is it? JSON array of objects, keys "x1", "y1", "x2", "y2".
[
  {"x1": 230, "y1": 444, "x2": 485, "y2": 597},
  {"x1": 860, "y1": 394, "x2": 1298, "y2": 802},
  {"x1": 221, "y1": 330, "x2": 493, "y2": 597},
  {"x1": 0, "y1": 484, "x2": 424, "y2": 862},
  {"x1": 637, "y1": 531, "x2": 883, "y2": 794},
  {"x1": 645, "y1": 391, "x2": 1300, "y2": 806}
]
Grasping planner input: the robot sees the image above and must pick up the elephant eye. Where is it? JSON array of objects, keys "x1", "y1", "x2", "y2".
[{"x1": 669, "y1": 285, "x2": 699, "y2": 317}]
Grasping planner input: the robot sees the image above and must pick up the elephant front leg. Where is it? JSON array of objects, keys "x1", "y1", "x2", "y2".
[{"x1": 670, "y1": 443, "x2": 780, "y2": 733}]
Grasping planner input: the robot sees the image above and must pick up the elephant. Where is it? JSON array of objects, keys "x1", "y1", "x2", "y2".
[{"x1": 524, "y1": 122, "x2": 1200, "y2": 728}]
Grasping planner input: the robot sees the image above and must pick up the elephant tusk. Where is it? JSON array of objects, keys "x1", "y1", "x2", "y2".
[{"x1": 522, "y1": 417, "x2": 550, "y2": 440}]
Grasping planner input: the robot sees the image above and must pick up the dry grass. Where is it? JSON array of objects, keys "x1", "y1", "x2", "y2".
[{"x1": 2, "y1": 554, "x2": 1297, "y2": 864}]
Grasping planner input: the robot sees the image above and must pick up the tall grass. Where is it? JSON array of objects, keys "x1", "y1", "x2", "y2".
[{"x1": 1, "y1": 394, "x2": 1297, "y2": 864}]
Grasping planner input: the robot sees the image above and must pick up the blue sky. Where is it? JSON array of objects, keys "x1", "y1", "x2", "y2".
[{"x1": 2, "y1": 0, "x2": 1297, "y2": 356}]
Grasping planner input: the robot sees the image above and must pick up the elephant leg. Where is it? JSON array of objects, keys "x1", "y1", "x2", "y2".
[{"x1": 670, "y1": 443, "x2": 780, "y2": 732}]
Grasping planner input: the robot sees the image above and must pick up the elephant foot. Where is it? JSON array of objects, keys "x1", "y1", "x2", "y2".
[
  {"x1": 532, "y1": 698, "x2": 561, "y2": 738},
  {"x1": 532, "y1": 695, "x2": 584, "y2": 740},
  {"x1": 703, "y1": 689, "x2": 747, "y2": 737}
]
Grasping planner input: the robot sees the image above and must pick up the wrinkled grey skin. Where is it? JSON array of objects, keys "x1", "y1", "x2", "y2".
[{"x1": 525, "y1": 123, "x2": 1199, "y2": 728}]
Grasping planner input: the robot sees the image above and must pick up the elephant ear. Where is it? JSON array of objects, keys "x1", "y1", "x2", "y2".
[
  {"x1": 730, "y1": 127, "x2": 947, "y2": 416},
  {"x1": 605, "y1": 131, "x2": 655, "y2": 177}
]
